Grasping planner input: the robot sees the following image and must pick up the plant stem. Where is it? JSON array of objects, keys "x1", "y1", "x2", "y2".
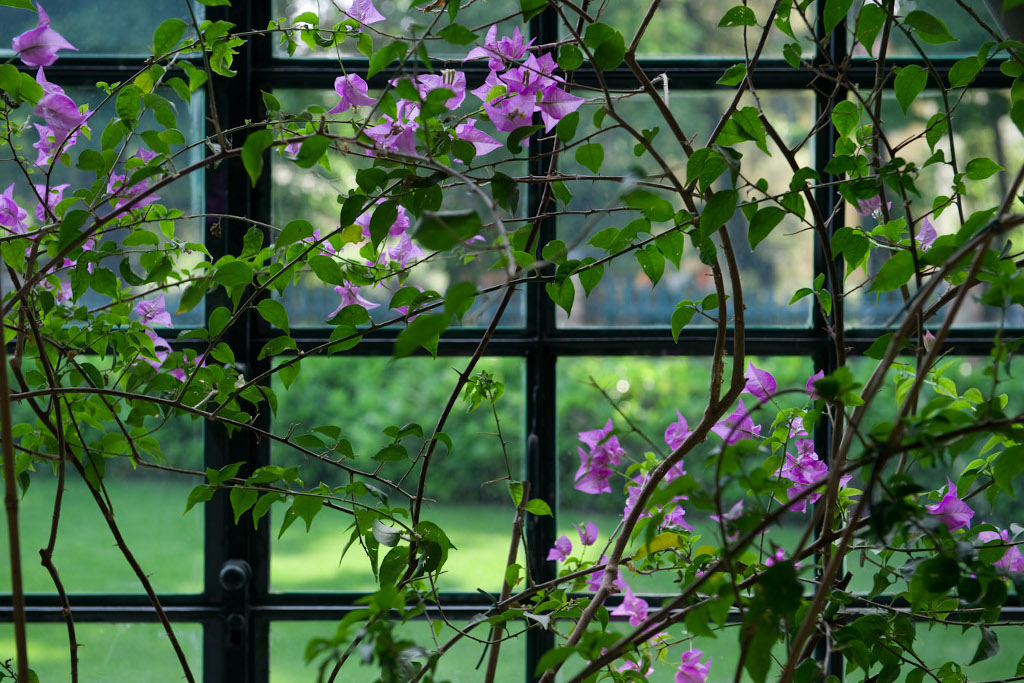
[{"x1": 0, "y1": 269, "x2": 29, "y2": 683}]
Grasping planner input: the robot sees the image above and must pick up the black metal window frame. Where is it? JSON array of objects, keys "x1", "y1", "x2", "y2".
[{"x1": 4, "y1": 2, "x2": 1024, "y2": 681}]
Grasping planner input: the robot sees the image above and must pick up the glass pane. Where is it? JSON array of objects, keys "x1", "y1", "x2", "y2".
[
  {"x1": 271, "y1": 0, "x2": 517, "y2": 59},
  {"x1": 270, "y1": 356, "x2": 524, "y2": 593},
  {"x1": 557, "y1": 356, "x2": 817, "y2": 596},
  {"x1": 558, "y1": 91, "x2": 815, "y2": 328},
  {"x1": 0, "y1": 429, "x2": 204, "y2": 594},
  {"x1": 0, "y1": 2, "x2": 200, "y2": 58},
  {"x1": 568, "y1": 0, "x2": 816, "y2": 58},
  {"x1": 849, "y1": 0, "x2": 1000, "y2": 58},
  {"x1": 0, "y1": 622, "x2": 202, "y2": 681},
  {"x1": 843, "y1": 90, "x2": 1024, "y2": 328},
  {"x1": 271, "y1": 620, "x2": 525, "y2": 682},
  {"x1": 0, "y1": 87, "x2": 207, "y2": 328},
  {"x1": 884, "y1": 623, "x2": 1022, "y2": 680},
  {"x1": 269, "y1": 88, "x2": 525, "y2": 328}
]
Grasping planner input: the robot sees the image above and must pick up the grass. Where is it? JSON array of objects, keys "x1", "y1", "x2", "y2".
[{"x1": 3, "y1": 478, "x2": 1023, "y2": 681}]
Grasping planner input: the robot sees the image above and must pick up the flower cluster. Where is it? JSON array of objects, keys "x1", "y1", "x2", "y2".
[{"x1": 573, "y1": 419, "x2": 625, "y2": 494}]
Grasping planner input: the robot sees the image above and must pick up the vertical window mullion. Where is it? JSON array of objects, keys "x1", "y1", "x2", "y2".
[{"x1": 201, "y1": 2, "x2": 272, "y2": 681}]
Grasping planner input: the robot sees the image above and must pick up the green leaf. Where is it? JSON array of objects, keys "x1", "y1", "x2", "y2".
[
  {"x1": 748, "y1": 206, "x2": 785, "y2": 251},
  {"x1": 394, "y1": 313, "x2": 448, "y2": 358},
  {"x1": 904, "y1": 10, "x2": 957, "y2": 44},
  {"x1": 623, "y1": 189, "x2": 675, "y2": 222},
  {"x1": 276, "y1": 219, "x2": 314, "y2": 249},
  {"x1": 213, "y1": 260, "x2": 253, "y2": 288},
  {"x1": 823, "y1": 0, "x2": 854, "y2": 33},
  {"x1": 520, "y1": 0, "x2": 546, "y2": 21},
  {"x1": 505, "y1": 124, "x2": 542, "y2": 154},
  {"x1": 965, "y1": 157, "x2": 1004, "y2": 180},
  {"x1": 258, "y1": 336, "x2": 297, "y2": 360},
  {"x1": 575, "y1": 143, "x2": 604, "y2": 174},
  {"x1": 242, "y1": 129, "x2": 273, "y2": 187},
  {"x1": 635, "y1": 246, "x2": 665, "y2": 286},
  {"x1": 719, "y1": 5, "x2": 757, "y2": 27},
  {"x1": 524, "y1": 499, "x2": 552, "y2": 516},
  {"x1": 184, "y1": 485, "x2": 215, "y2": 514},
  {"x1": 295, "y1": 135, "x2": 330, "y2": 169},
  {"x1": 438, "y1": 24, "x2": 477, "y2": 46},
  {"x1": 868, "y1": 250, "x2": 914, "y2": 293},
  {"x1": 230, "y1": 487, "x2": 258, "y2": 524},
  {"x1": 993, "y1": 445, "x2": 1024, "y2": 497},
  {"x1": 196, "y1": 0, "x2": 231, "y2": 5},
  {"x1": 115, "y1": 84, "x2": 143, "y2": 125},
  {"x1": 0, "y1": 0, "x2": 35, "y2": 9},
  {"x1": 717, "y1": 63, "x2": 746, "y2": 86},
  {"x1": 292, "y1": 493, "x2": 323, "y2": 532},
  {"x1": 949, "y1": 56, "x2": 982, "y2": 88},
  {"x1": 153, "y1": 18, "x2": 187, "y2": 56},
  {"x1": 894, "y1": 65, "x2": 928, "y2": 115},
  {"x1": 413, "y1": 210, "x2": 484, "y2": 251},
  {"x1": 368, "y1": 40, "x2": 407, "y2": 78},
  {"x1": 257, "y1": 299, "x2": 290, "y2": 334},
  {"x1": 558, "y1": 43, "x2": 584, "y2": 71},
  {"x1": 58, "y1": 209, "x2": 90, "y2": 251},
  {"x1": 831, "y1": 100, "x2": 859, "y2": 138},
  {"x1": 556, "y1": 111, "x2": 579, "y2": 144},
  {"x1": 490, "y1": 171, "x2": 520, "y2": 212},
  {"x1": 308, "y1": 254, "x2": 344, "y2": 286},
  {"x1": 655, "y1": 230, "x2": 685, "y2": 268},
  {"x1": 671, "y1": 306, "x2": 695, "y2": 342},
  {"x1": 699, "y1": 190, "x2": 738, "y2": 241},
  {"x1": 971, "y1": 627, "x2": 999, "y2": 665}
]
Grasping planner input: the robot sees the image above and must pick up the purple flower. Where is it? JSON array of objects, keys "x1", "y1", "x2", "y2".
[
  {"x1": 388, "y1": 234, "x2": 423, "y2": 267},
  {"x1": 453, "y1": 119, "x2": 502, "y2": 160},
  {"x1": 574, "y1": 419, "x2": 625, "y2": 494},
  {"x1": 711, "y1": 398, "x2": 761, "y2": 444},
  {"x1": 357, "y1": 202, "x2": 410, "y2": 240},
  {"x1": 464, "y1": 24, "x2": 533, "y2": 71},
  {"x1": 743, "y1": 362, "x2": 776, "y2": 402},
  {"x1": 33, "y1": 183, "x2": 69, "y2": 222},
  {"x1": 50, "y1": 279, "x2": 72, "y2": 303},
  {"x1": 411, "y1": 69, "x2": 467, "y2": 109},
  {"x1": 327, "y1": 74, "x2": 377, "y2": 114},
  {"x1": 787, "y1": 416, "x2": 808, "y2": 439},
  {"x1": 537, "y1": 86, "x2": 585, "y2": 132},
  {"x1": 806, "y1": 369, "x2": 824, "y2": 400},
  {"x1": 107, "y1": 172, "x2": 160, "y2": 212},
  {"x1": 574, "y1": 521, "x2": 598, "y2": 546},
  {"x1": 483, "y1": 89, "x2": 536, "y2": 132},
  {"x1": 546, "y1": 534, "x2": 572, "y2": 562},
  {"x1": 610, "y1": 587, "x2": 648, "y2": 626},
  {"x1": 662, "y1": 500, "x2": 694, "y2": 531},
  {"x1": 617, "y1": 659, "x2": 654, "y2": 676},
  {"x1": 764, "y1": 547, "x2": 788, "y2": 567},
  {"x1": 330, "y1": 283, "x2": 379, "y2": 317},
  {"x1": 926, "y1": 477, "x2": 974, "y2": 531},
  {"x1": 916, "y1": 216, "x2": 937, "y2": 252},
  {"x1": 676, "y1": 649, "x2": 711, "y2": 683},
  {"x1": 585, "y1": 555, "x2": 628, "y2": 592},
  {"x1": 143, "y1": 327, "x2": 171, "y2": 367},
  {"x1": 855, "y1": 194, "x2": 891, "y2": 218},
  {"x1": 365, "y1": 101, "x2": 419, "y2": 156},
  {"x1": 710, "y1": 500, "x2": 744, "y2": 524},
  {"x1": 923, "y1": 330, "x2": 936, "y2": 353},
  {"x1": 0, "y1": 184, "x2": 29, "y2": 234},
  {"x1": 32, "y1": 123, "x2": 77, "y2": 166},
  {"x1": 11, "y1": 4, "x2": 77, "y2": 67},
  {"x1": 34, "y1": 69, "x2": 88, "y2": 147},
  {"x1": 134, "y1": 294, "x2": 173, "y2": 328},
  {"x1": 340, "y1": 0, "x2": 385, "y2": 25},
  {"x1": 574, "y1": 446, "x2": 615, "y2": 494},
  {"x1": 977, "y1": 528, "x2": 1024, "y2": 573},
  {"x1": 664, "y1": 410, "x2": 690, "y2": 450}
]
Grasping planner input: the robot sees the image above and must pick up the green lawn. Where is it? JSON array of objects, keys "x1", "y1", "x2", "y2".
[{"x1": 3, "y1": 478, "x2": 1023, "y2": 681}]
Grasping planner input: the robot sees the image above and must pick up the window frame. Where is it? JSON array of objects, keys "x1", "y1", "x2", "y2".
[{"x1": 3, "y1": 2, "x2": 1023, "y2": 681}]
